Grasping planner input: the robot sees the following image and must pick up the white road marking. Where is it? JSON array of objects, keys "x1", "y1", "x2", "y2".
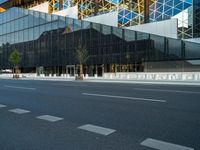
[
  {"x1": 9, "y1": 108, "x2": 30, "y2": 114},
  {"x1": 78, "y1": 124, "x2": 116, "y2": 136},
  {"x1": 0, "y1": 104, "x2": 7, "y2": 108},
  {"x1": 141, "y1": 138, "x2": 194, "y2": 150},
  {"x1": 36, "y1": 115, "x2": 63, "y2": 122},
  {"x1": 82, "y1": 93, "x2": 166, "y2": 103},
  {"x1": 50, "y1": 83, "x2": 87, "y2": 87},
  {"x1": 134, "y1": 88, "x2": 200, "y2": 94},
  {"x1": 4, "y1": 85, "x2": 36, "y2": 90}
]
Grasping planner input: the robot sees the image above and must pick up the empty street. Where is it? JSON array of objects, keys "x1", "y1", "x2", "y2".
[{"x1": 0, "y1": 79, "x2": 199, "y2": 150}]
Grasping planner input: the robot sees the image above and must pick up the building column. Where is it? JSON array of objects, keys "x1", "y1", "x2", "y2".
[{"x1": 144, "y1": 0, "x2": 150, "y2": 23}]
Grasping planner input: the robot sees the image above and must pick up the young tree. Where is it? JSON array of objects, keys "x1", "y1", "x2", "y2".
[
  {"x1": 9, "y1": 49, "x2": 21, "y2": 77},
  {"x1": 125, "y1": 53, "x2": 131, "y2": 72},
  {"x1": 75, "y1": 44, "x2": 88, "y2": 79}
]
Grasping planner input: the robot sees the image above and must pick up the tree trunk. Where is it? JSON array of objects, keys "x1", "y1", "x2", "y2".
[{"x1": 80, "y1": 64, "x2": 83, "y2": 77}]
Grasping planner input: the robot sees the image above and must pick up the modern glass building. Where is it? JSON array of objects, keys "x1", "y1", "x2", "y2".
[
  {"x1": 1, "y1": 0, "x2": 200, "y2": 38},
  {"x1": 0, "y1": 1, "x2": 200, "y2": 76}
]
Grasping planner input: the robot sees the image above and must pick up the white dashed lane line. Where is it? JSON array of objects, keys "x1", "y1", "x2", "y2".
[
  {"x1": 36, "y1": 115, "x2": 63, "y2": 122},
  {"x1": 78, "y1": 124, "x2": 116, "y2": 136},
  {"x1": 134, "y1": 88, "x2": 200, "y2": 94},
  {"x1": 82, "y1": 93, "x2": 167, "y2": 103},
  {"x1": 4, "y1": 85, "x2": 36, "y2": 90},
  {"x1": 0, "y1": 104, "x2": 7, "y2": 108},
  {"x1": 8, "y1": 108, "x2": 31, "y2": 114},
  {"x1": 141, "y1": 138, "x2": 194, "y2": 150}
]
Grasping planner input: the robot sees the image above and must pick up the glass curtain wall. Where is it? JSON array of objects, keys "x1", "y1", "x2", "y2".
[{"x1": 0, "y1": 7, "x2": 200, "y2": 76}]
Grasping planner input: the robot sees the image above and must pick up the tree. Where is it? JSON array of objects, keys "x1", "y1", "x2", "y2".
[
  {"x1": 125, "y1": 53, "x2": 131, "y2": 72},
  {"x1": 9, "y1": 49, "x2": 21, "y2": 77},
  {"x1": 75, "y1": 44, "x2": 88, "y2": 79}
]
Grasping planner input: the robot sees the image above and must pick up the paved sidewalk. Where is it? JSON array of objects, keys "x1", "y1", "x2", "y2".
[
  {"x1": 1, "y1": 75, "x2": 200, "y2": 86},
  {"x1": 83, "y1": 78, "x2": 200, "y2": 86}
]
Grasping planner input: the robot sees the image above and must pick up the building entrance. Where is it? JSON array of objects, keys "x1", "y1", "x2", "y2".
[{"x1": 66, "y1": 65, "x2": 75, "y2": 76}]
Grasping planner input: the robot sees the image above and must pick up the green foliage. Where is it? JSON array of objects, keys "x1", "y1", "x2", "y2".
[
  {"x1": 9, "y1": 49, "x2": 21, "y2": 67},
  {"x1": 75, "y1": 44, "x2": 88, "y2": 64}
]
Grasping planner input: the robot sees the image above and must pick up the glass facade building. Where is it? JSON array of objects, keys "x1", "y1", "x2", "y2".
[
  {"x1": 48, "y1": 0, "x2": 197, "y2": 38},
  {"x1": 1, "y1": 0, "x2": 199, "y2": 39},
  {"x1": 0, "y1": 7, "x2": 200, "y2": 75}
]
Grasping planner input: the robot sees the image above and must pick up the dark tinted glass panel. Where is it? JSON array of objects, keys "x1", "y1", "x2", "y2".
[
  {"x1": 185, "y1": 41, "x2": 200, "y2": 59},
  {"x1": 28, "y1": 11, "x2": 34, "y2": 28},
  {"x1": 33, "y1": 11, "x2": 40, "y2": 26},
  {"x1": 74, "y1": 19, "x2": 82, "y2": 31},
  {"x1": 168, "y1": 38, "x2": 182, "y2": 59},
  {"x1": 66, "y1": 18, "x2": 74, "y2": 32},
  {"x1": 124, "y1": 29, "x2": 135, "y2": 41},
  {"x1": 82, "y1": 21, "x2": 90, "y2": 29},
  {"x1": 40, "y1": 12, "x2": 46, "y2": 24},
  {"x1": 149, "y1": 35, "x2": 165, "y2": 60},
  {"x1": 113, "y1": 27, "x2": 122, "y2": 38},
  {"x1": 137, "y1": 31, "x2": 149, "y2": 40},
  {"x1": 58, "y1": 16, "x2": 66, "y2": 28}
]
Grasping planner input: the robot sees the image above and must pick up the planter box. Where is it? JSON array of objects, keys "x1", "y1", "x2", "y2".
[
  {"x1": 75, "y1": 76, "x2": 83, "y2": 80},
  {"x1": 13, "y1": 74, "x2": 19, "y2": 79}
]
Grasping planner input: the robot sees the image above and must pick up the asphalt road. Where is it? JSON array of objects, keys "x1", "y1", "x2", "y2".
[{"x1": 0, "y1": 79, "x2": 200, "y2": 150}]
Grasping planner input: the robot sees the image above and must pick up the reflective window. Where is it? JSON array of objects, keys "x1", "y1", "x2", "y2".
[
  {"x1": 149, "y1": 35, "x2": 165, "y2": 60},
  {"x1": 28, "y1": 11, "x2": 34, "y2": 28},
  {"x1": 2, "y1": 24, "x2": 6, "y2": 34},
  {"x1": 46, "y1": 14, "x2": 52, "y2": 22},
  {"x1": 58, "y1": 16, "x2": 66, "y2": 28},
  {"x1": 23, "y1": 16, "x2": 29, "y2": 29},
  {"x1": 0, "y1": 36, "x2": 2, "y2": 46},
  {"x1": 19, "y1": 31, "x2": 24, "y2": 43},
  {"x1": 0, "y1": 25, "x2": 2, "y2": 35},
  {"x1": 168, "y1": 38, "x2": 182, "y2": 59},
  {"x1": 14, "y1": 20, "x2": 19, "y2": 32},
  {"x1": 6, "y1": 34, "x2": 11, "y2": 44},
  {"x1": 82, "y1": 21, "x2": 91, "y2": 29},
  {"x1": 45, "y1": 23, "x2": 52, "y2": 31},
  {"x1": 137, "y1": 32, "x2": 149, "y2": 40},
  {"x1": 14, "y1": 8, "x2": 19, "y2": 20},
  {"x1": 40, "y1": 25, "x2": 46, "y2": 35},
  {"x1": 102, "y1": 25, "x2": 111, "y2": 35},
  {"x1": 14, "y1": 32, "x2": 18, "y2": 43},
  {"x1": 185, "y1": 42, "x2": 200, "y2": 59},
  {"x1": 92, "y1": 23, "x2": 101, "y2": 32},
  {"x1": 10, "y1": 33, "x2": 14, "y2": 44},
  {"x1": 74, "y1": 19, "x2": 82, "y2": 31},
  {"x1": 0, "y1": 13, "x2": 2, "y2": 24},
  {"x1": 23, "y1": 29, "x2": 29, "y2": 42},
  {"x1": 124, "y1": 29, "x2": 135, "y2": 41},
  {"x1": 5, "y1": 10, "x2": 10, "y2": 23},
  {"x1": 51, "y1": 21, "x2": 58, "y2": 30},
  {"x1": 65, "y1": 18, "x2": 74, "y2": 32},
  {"x1": 28, "y1": 28, "x2": 34, "y2": 41},
  {"x1": 10, "y1": 8, "x2": 15, "y2": 20},
  {"x1": 52, "y1": 15, "x2": 58, "y2": 21},
  {"x1": 150, "y1": 35, "x2": 165, "y2": 52},
  {"x1": 6, "y1": 22, "x2": 11, "y2": 33},
  {"x1": 40, "y1": 12, "x2": 46, "y2": 24},
  {"x1": 3, "y1": 12, "x2": 6, "y2": 23},
  {"x1": 19, "y1": 18, "x2": 24, "y2": 30},
  {"x1": 113, "y1": 27, "x2": 122, "y2": 38},
  {"x1": 18, "y1": 8, "x2": 25, "y2": 18},
  {"x1": 10, "y1": 21, "x2": 15, "y2": 32},
  {"x1": 34, "y1": 26, "x2": 40, "y2": 40},
  {"x1": 33, "y1": 11, "x2": 40, "y2": 26}
]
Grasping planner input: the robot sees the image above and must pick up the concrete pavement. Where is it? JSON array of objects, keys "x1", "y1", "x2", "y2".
[{"x1": 1, "y1": 75, "x2": 200, "y2": 86}]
